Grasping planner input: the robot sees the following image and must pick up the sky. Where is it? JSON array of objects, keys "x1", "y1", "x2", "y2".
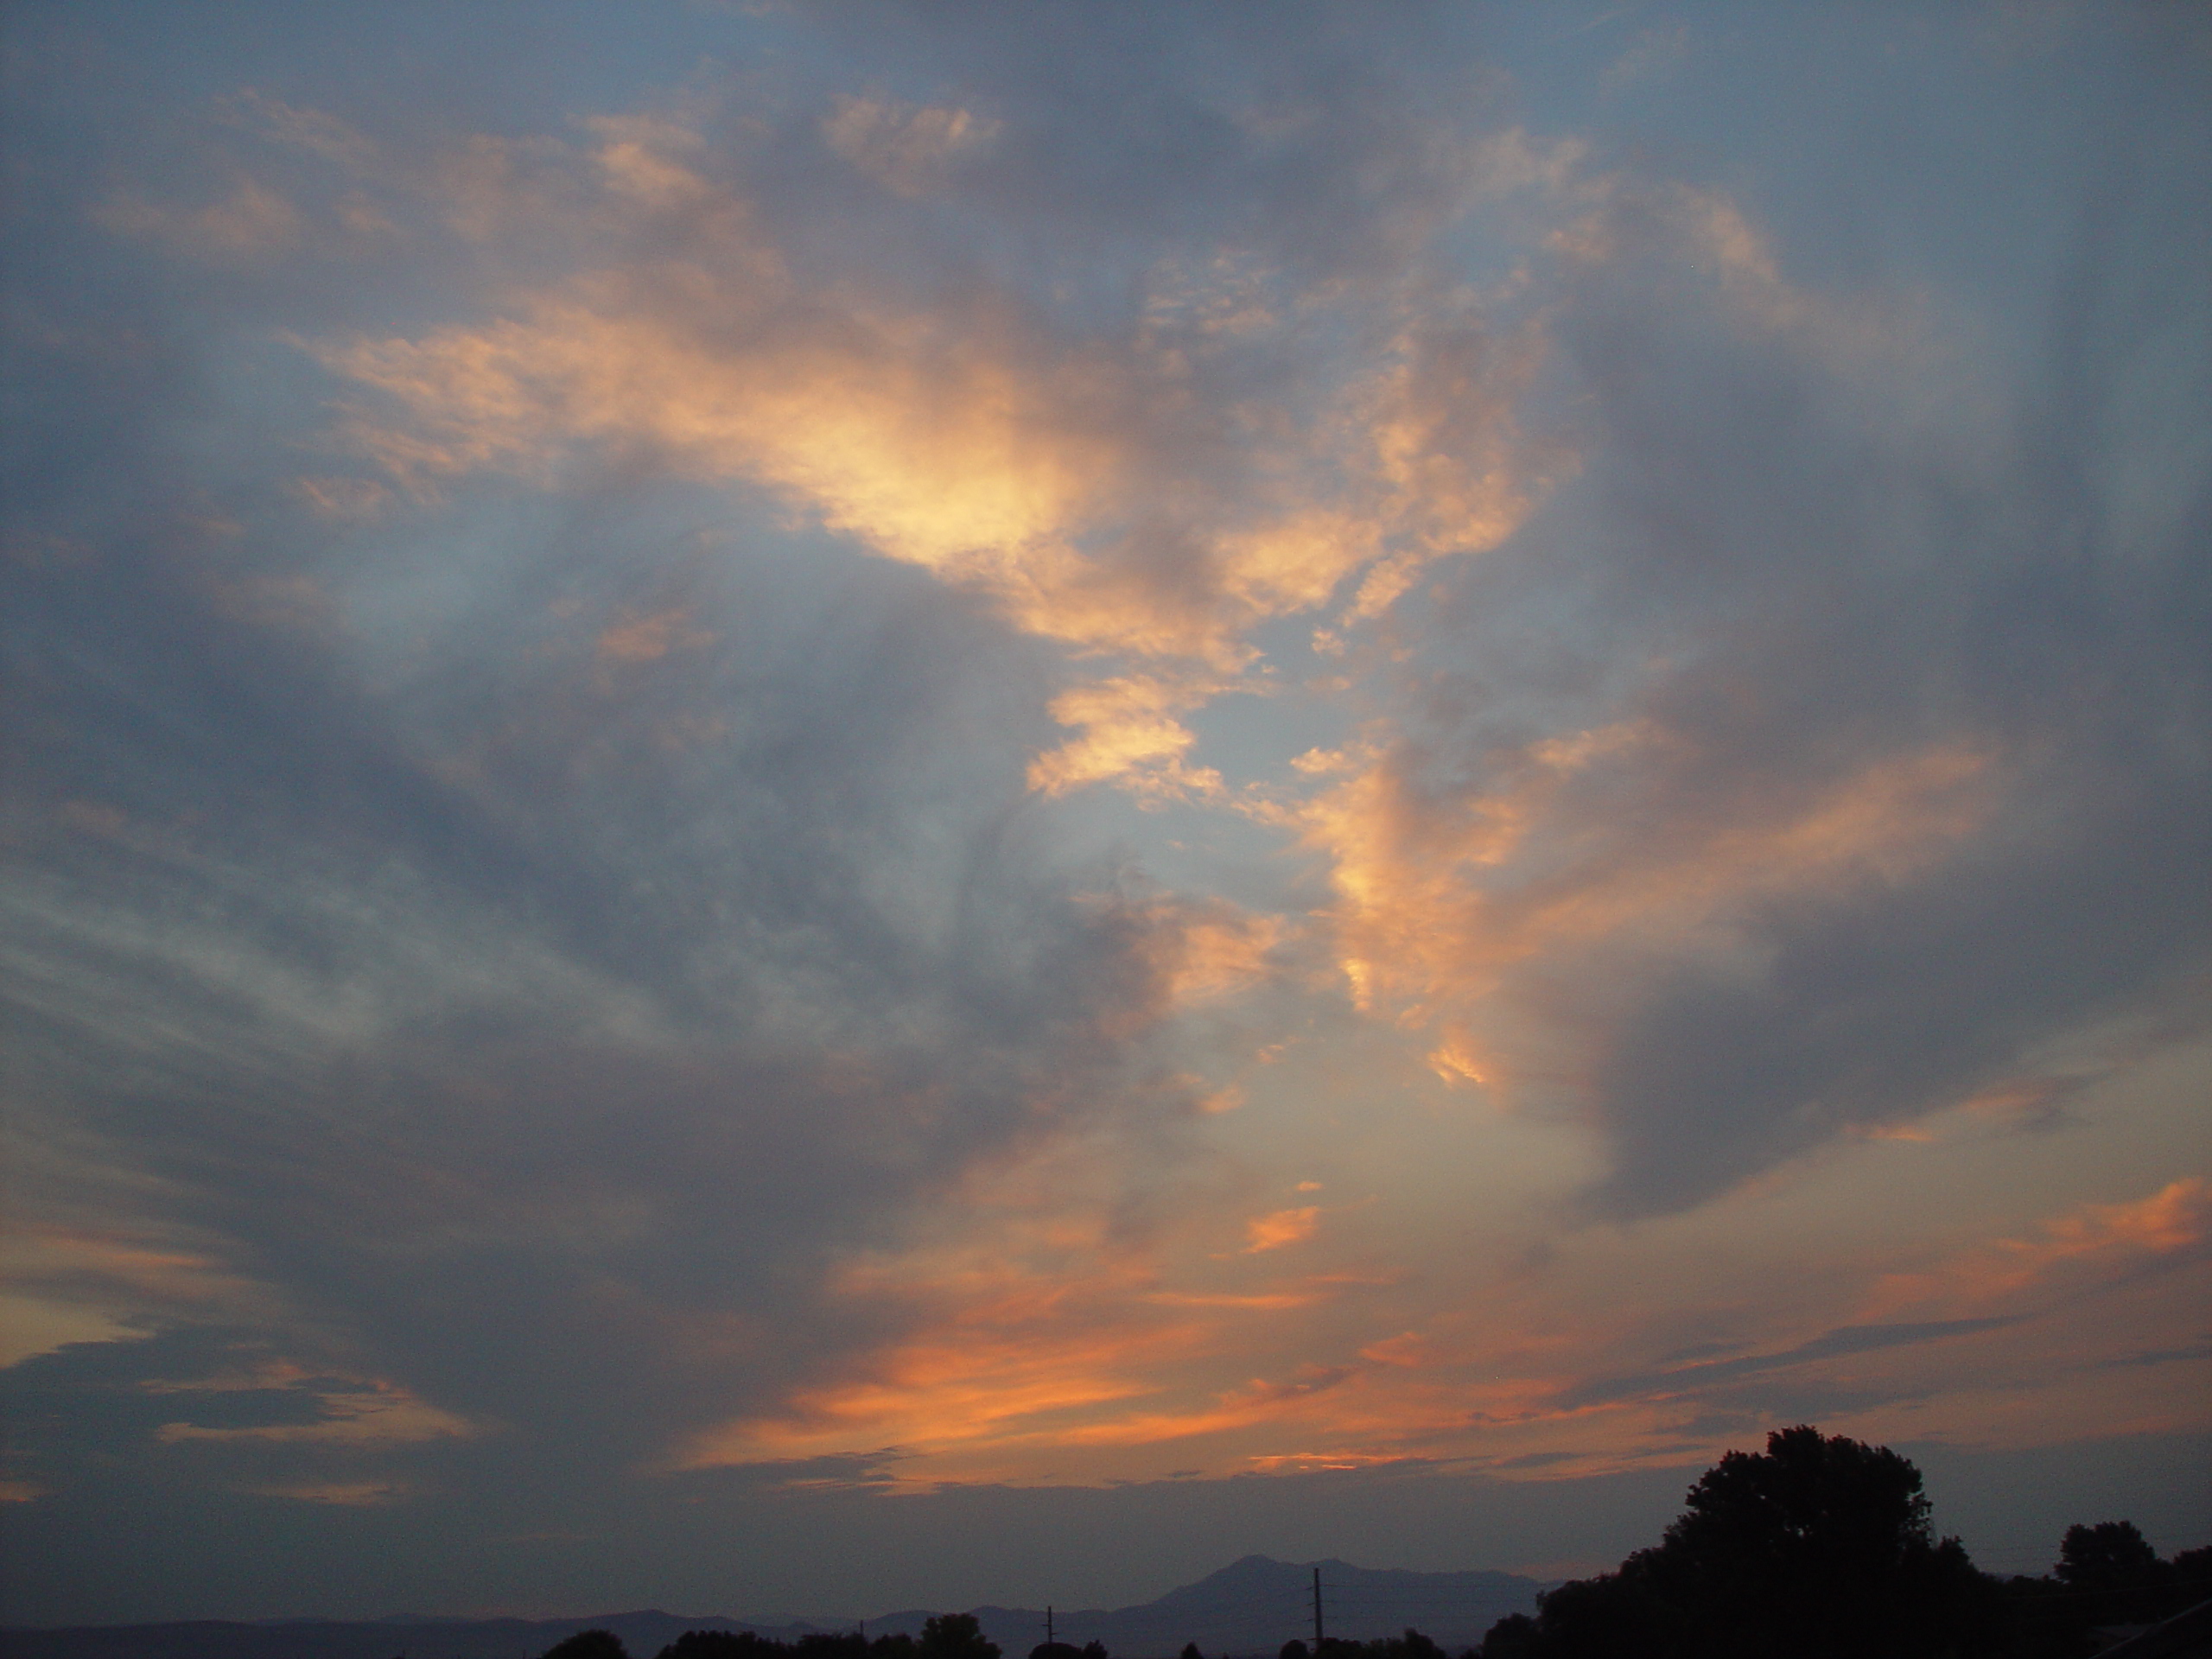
[{"x1": 3, "y1": 0, "x2": 2209, "y2": 1630}]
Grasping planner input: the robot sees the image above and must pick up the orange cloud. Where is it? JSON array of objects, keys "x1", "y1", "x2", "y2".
[
  {"x1": 669, "y1": 1124, "x2": 1410, "y2": 1485},
  {"x1": 1049, "y1": 1364, "x2": 1357, "y2": 1449},
  {"x1": 1028, "y1": 672, "x2": 1230, "y2": 801},
  {"x1": 1879, "y1": 1178, "x2": 2212, "y2": 1311},
  {"x1": 676, "y1": 1254, "x2": 1219, "y2": 1478},
  {"x1": 673, "y1": 1154, "x2": 2210, "y2": 1490},
  {"x1": 1290, "y1": 734, "x2": 1999, "y2": 1087},
  {"x1": 2033, "y1": 1178, "x2": 2209, "y2": 1257},
  {"x1": 1358, "y1": 1331, "x2": 1431, "y2": 1368},
  {"x1": 1244, "y1": 1206, "x2": 1320, "y2": 1253},
  {"x1": 1131, "y1": 895, "x2": 1290, "y2": 1010}
]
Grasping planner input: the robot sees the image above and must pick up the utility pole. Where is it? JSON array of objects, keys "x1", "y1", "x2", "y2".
[
  {"x1": 1312, "y1": 1567, "x2": 1324, "y2": 1653},
  {"x1": 1046, "y1": 1607, "x2": 1056, "y2": 1648}
]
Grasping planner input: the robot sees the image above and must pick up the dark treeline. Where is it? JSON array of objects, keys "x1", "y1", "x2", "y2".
[
  {"x1": 538, "y1": 1433, "x2": 2208, "y2": 1659},
  {"x1": 544, "y1": 1616, "x2": 1055, "y2": 1659},
  {"x1": 1462, "y1": 1427, "x2": 2209, "y2": 1659}
]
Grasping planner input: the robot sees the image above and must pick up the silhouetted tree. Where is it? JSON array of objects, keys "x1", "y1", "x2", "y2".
[
  {"x1": 1029, "y1": 1643, "x2": 1084, "y2": 1659},
  {"x1": 1524, "y1": 1426, "x2": 1997, "y2": 1659},
  {"x1": 1279, "y1": 1640, "x2": 1309, "y2": 1659},
  {"x1": 1997, "y1": 1516, "x2": 2201, "y2": 1649},
  {"x1": 1080, "y1": 1642, "x2": 1109, "y2": 1659},
  {"x1": 1991, "y1": 1519, "x2": 2210, "y2": 1656},
  {"x1": 1529, "y1": 1564, "x2": 1657, "y2": 1659},
  {"x1": 2058, "y1": 1520, "x2": 2160, "y2": 1590},
  {"x1": 1472, "y1": 1612, "x2": 1535, "y2": 1659},
  {"x1": 1179, "y1": 1643, "x2": 1204, "y2": 1659},
  {"x1": 918, "y1": 1615, "x2": 999, "y2": 1659},
  {"x1": 2056, "y1": 1517, "x2": 2172, "y2": 1624},
  {"x1": 546, "y1": 1633, "x2": 630, "y2": 1659}
]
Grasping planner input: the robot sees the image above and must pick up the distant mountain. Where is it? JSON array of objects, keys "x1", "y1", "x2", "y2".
[
  {"x1": 929, "y1": 1555, "x2": 1542, "y2": 1655},
  {"x1": 0, "y1": 1556, "x2": 1543, "y2": 1659}
]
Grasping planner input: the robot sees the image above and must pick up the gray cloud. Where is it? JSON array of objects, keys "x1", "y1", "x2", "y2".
[
  {"x1": 3, "y1": 29, "x2": 1209, "y2": 1559},
  {"x1": 1554, "y1": 1319, "x2": 2018, "y2": 1412},
  {"x1": 1387, "y1": 34, "x2": 2212, "y2": 1215}
]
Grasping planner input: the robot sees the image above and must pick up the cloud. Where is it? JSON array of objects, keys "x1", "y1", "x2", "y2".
[
  {"x1": 305, "y1": 88, "x2": 1558, "y2": 804},
  {"x1": 1281, "y1": 129, "x2": 2212, "y2": 1214},
  {"x1": 1872, "y1": 1179, "x2": 2212, "y2": 1315},
  {"x1": 96, "y1": 178, "x2": 306, "y2": 260},
  {"x1": 594, "y1": 604, "x2": 714, "y2": 664},
  {"x1": 1028, "y1": 672, "x2": 1231, "y2": 802},
  {"x1": 5, "y1": 0, "x2": 2209, "y2": 1620},
  {"x1": 2017, "y1": 1179, "x2": 2211, "y2": 1269},
  {"x1": 3, "y1": 179, "x2": 1207, "y2": 1505},
  {"x1": 0, "y1": 1324, "x2": 477, "y2": 1515},
  {"x1": 1244, "y1": 1208, "x2": 1322, "y2": 1255},
  {"x1": 1554, "y1": 1319, "x2": 2022, "y2": 1412},
  {"x1": 823, "y1": 96, "x2": 1002, "y2": 198}
]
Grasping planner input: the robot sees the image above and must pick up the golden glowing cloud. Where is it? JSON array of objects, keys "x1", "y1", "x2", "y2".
[
  {"x1": 312, "y1": 115, "x2": 1562, "y2": 802},
  {"x1": 1027, "y1": 674, "x2": 1227, "y2": 801}
]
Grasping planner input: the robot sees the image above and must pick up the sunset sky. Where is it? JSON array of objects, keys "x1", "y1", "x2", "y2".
[{"x1": 3, "y1": 0, "x2": 2209, "y2": 1628}]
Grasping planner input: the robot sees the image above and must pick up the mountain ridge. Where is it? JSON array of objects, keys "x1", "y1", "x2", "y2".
[{"x1": 0, "y1": 1556, "x2": 1544, "y2": 1659}]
